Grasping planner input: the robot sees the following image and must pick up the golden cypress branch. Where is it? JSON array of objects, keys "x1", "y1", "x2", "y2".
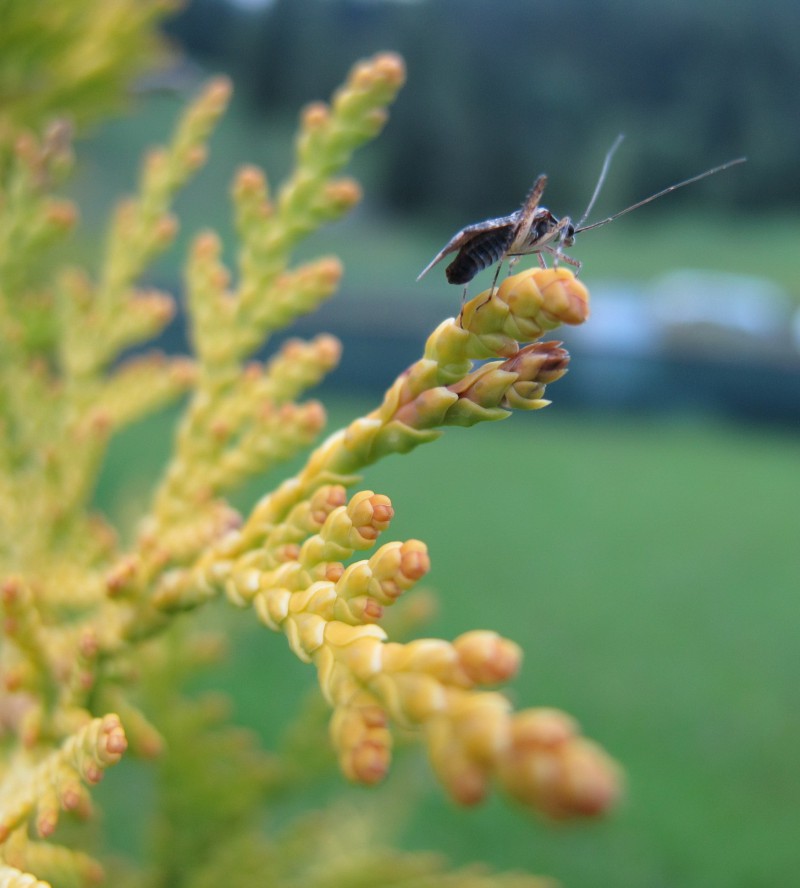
[
  {"x1": 0, "y1": 715, "x2": 126, "y2": 843},
  {"x1": 0, "y1": 36, "x2": 624, "y2": 886},
  {"x1": 147, "y1": 55, "x2": 406, "y2": 534}
]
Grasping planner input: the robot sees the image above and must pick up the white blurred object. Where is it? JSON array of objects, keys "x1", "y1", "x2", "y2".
[
  {"x1": 564, "y1": 270, "x2": 798, "y2": 364},
  {"x1": 563, "y1": 282, "x2": 661, "y2": 355},
  {"x1": 648, "y1": 270, "x2": 793, "y2": 349},
  {"x1": 791, "y1": 307, "x2": 800, "y2": 353}
]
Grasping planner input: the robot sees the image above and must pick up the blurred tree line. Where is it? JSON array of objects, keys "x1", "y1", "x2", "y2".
[{"x1": 165, "y1": 0, "x2": 800, "y2": 222}]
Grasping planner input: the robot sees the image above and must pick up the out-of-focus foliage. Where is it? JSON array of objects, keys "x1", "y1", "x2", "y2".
[{"x1": 0, "y1": 0, "x2": 175, "y2": 148}]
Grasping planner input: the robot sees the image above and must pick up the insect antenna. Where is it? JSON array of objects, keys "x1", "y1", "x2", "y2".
[
  {"x1": 576, "y1": 133, "x2": 625, "y2": 229},
  {"x1": 575, "y1": 156, "x2": 747, "y2": 234}
]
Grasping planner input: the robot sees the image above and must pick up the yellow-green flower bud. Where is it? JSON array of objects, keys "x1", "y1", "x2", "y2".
[
  {"x1": 426, "y1": 711, "x2": 492, "y2": 806},
  {"x1": 462, "y1": 267, "x2": 590, "y2": 341},
  {"x1": 380, "y1": 638, "x2": 458, "y2": 683},
  {"x1": 367, "y1": 541, "x2": 430, "y2": 603},
  {"x1": 373, "y1": 671, "x2": 446, "y2": 726},
  {"x1": 453, "y1": 364, "x2": 518, "y2": 408},
  {"x1": 233, "y1": 164, "x2": 272, "y2": 238},
  {"x1": 314, "y1": 490, "x2": 393, "y2": 553},
  {"x1": 496, "y1": 709, "x2": 622, "y2": 818},
  {"x1": 330, "y1": 703, "x2": 392, "y2": 785},
  {"x1": 453, "y1": 631, "x2": 523, "y2": 685},
  {"x1": 391, "y1": 387, "x2": 460, "y2": 430}
]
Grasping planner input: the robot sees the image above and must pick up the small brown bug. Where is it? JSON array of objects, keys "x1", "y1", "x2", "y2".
[{"x1": 417, "y1": 137, "x2": 746, "y2": 296}]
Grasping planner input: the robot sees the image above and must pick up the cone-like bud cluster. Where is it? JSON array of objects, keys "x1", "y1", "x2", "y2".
[
  {"x1": 229, "y1": 267, "x2": 588, "y2": 537},
  {"x1": 144, "y1": 54, "x2": 406, "y2": 562},
  {"x1": 142, "y1": 248, "x2": 615, "y2": 817},
  {"x1": 368, "y1": 267, "x2": 586, "y2": 443},
  {"x1": 0, "y1": 122, "x2": 77, "y2": 297},
  {"x1": 0, "y1": 714, "x2": 126, "y2": 843},
  {"x1": 224, "y1": 53, "x2": 406, "y2": 365},
  {"x1": 497, "y1": 709, "x2": 621, "y2": 818},
  {"x1": 153, "y1": 482, "x2": 621, "y2": 819},
  {"x1": 63, "y1": 78, "x2": 232, "y2": 379}
]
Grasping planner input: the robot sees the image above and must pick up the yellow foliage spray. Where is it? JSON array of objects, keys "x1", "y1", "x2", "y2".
[{"x1": 0, "y1": 24, "x2": 621, "y2": 887}]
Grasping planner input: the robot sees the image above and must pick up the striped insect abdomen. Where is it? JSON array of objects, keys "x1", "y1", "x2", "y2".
[{"x1": 445, "y1": 225, "x2": 515, "y2": 285}]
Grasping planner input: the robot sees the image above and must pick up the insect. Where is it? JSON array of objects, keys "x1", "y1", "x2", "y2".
[{"x1": 417, "y1": 136, "x2": 746, "y2": 298}]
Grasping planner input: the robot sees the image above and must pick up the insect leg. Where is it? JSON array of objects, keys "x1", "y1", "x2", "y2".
[
  {"x1": 545, "y1": 246, "x2": 581, "y2": 271},
  {"x1": 490, "y1": 260, "x2": 505, "y2": 293},
  {"x1": 469, "y1": 265, "x2": 501, "y2": 317},
  {"x1": 457, "y1": 286, "x2": 471, "y2": 327},
  {"x1": 468, "y1": 259, "x2": 507, "y2": 319},
  {"x1": 547, "y1": 216, "x2": 577, "y2": 268}
]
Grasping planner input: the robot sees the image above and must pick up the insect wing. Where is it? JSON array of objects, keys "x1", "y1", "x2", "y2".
[
  {"x1": 416, "y1": 214, "x2": 519, "y2": 281},
  {"x1": 509, "y1": 174, "x2": 548, "y2": 254}
]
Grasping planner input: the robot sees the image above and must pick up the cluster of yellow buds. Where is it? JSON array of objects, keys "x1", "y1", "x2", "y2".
[
  {"x1": 156, "y1": 474, "x2": 619, "y2": 818},
  {"x1": 0, "y1": 712, "x2": 126, "y2": 886},
  {"x1": 139, "y1": 53, "x2": 407, "y2": 570},
  {"x1": 226, "y1": 266, "x2": 589, "y2": 531},
  {"x1": 149, "y1": 265, "x2": 620, "y2": 819},
  {"x1": 151, "y1": 266, "x2": 588, "y2": 607},
  {"x1": 0, "y1": 32, "x2": 625, "y2": 885}
]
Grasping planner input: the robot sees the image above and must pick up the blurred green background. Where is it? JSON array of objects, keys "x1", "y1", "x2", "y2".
[{"x1": 81, "y1": 1, "x2": 799, "y2": 885}]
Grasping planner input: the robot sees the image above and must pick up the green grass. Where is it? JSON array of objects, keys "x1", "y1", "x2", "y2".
[{"x1": 95, "y1": 398, "x2": 799, "y2": 888}]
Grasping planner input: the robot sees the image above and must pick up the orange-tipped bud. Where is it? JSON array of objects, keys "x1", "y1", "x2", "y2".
[
  {"x1": 331, "y1": 704, "x2": 391, "y2": 785},
  {"x1": 309, "y1": 484, "x2": 348, "y2": 526},
  {"x1": 368, "y1": 540, "x2": 430, "y2": 603},
  {"x1": 186, "y1": 144, "x2": 208, "y2": 171},
  {"x1": 204, "y1": 76, "x2": 233, "y2": 112},
  {"x1": 153, "y1": 213, "x2": 178, "y2": 245},
  {"x1": 302, "y1": 101, "x2": 330, "y2": 132},
  {"x1": 497, "y1": 709, "x2": 622, "y2": 818},
  {"x1": 105, "y1": 557, "x2": 139, "y2": 598},
  {"x1": 453, "y1": 631, "x2": 522, "y2": 685},
  {"x1": 235, "y1": 164, "x2": 267, "y2": 195},
  {"x1": 323, "y1": 177, "x2": 362, "y2": 210},
  {"x1": 348, "y1": 491, "x2": 394, "y2": 542},
  {"x1": 46, "y1": 199, "x2": 78, "y2": 231},
  {"x1": 351, "y1": 52, "x2": 406, "y2": 92}
]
